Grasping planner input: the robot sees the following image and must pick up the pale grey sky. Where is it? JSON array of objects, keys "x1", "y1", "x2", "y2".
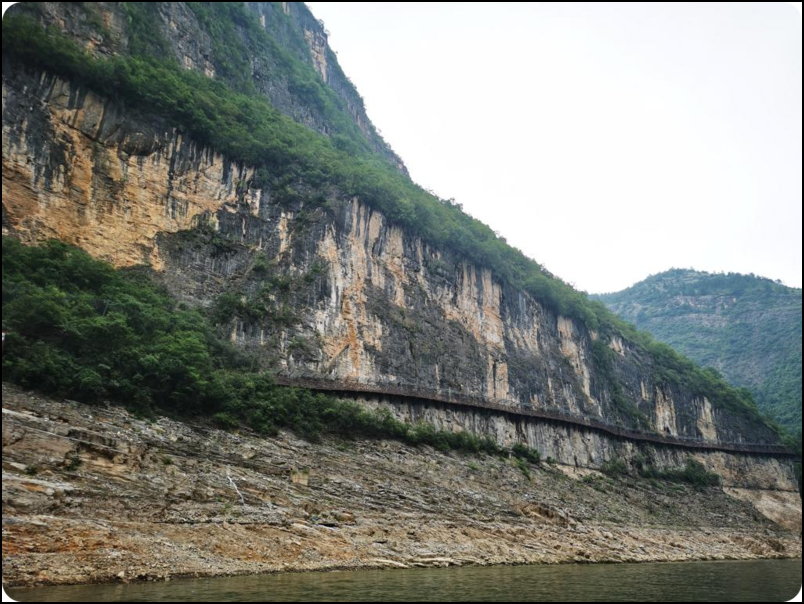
[{"x1": 306, "y1": 2, "x2": 802, "y2": 292}]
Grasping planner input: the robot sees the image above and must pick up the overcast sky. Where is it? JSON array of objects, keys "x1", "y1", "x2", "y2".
[{"x1": 306, "y1": 2, "x2": 802, "y2": 292}]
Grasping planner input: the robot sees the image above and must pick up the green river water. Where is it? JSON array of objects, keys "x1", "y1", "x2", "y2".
[{"x1": 5, "y1": 559, "x2": 802, "y2": 602}]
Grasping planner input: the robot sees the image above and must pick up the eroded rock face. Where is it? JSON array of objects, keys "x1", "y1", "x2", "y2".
[
  {"x1": 351, "y1": 395, "x2": 800, "y2": 493},
  {"x1": 158, "y1": 183, "x2": 779, "y2": 447},
  {"x1": 1, "y1": 66, "x2": 785, "y2": 457},
  {"x1": 2, "y1": 69, "x2": 253, "y2": 269},
  {"x1": 3, "y1": 66, "x2": 798, "y2": 502},
  {"x1": 3, "y1": 6, "x2": 800, "y2": 587},
  {"x1": 7, "y1": 1, "x2": 407, "y2": 173}
]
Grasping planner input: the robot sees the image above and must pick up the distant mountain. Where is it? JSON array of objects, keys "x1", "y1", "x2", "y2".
[{"x1": 594, "y1": 269, "x2": 802, "y2": 434}]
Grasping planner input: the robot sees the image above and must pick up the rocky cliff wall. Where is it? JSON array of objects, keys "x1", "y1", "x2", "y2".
[
  {"x1": 2, "y1": 66, "x2": 787, "y2": 461},
  {"x1": 2, "y1": 65, "x2": 252, "y2": 268},
  {"x1": 7, "y1": 1, "x2": 407, "y2": 173},
  {"x1": 3, "y1": 8, "x2": 801, "y2": 586},
  {"x1": 354, "y1": 394, "x2": 799, "y2": 494}
]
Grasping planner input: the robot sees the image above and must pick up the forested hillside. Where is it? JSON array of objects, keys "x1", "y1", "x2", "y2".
[{"x1": 596, "y1": 269, "x2": 802, "y2": 434}]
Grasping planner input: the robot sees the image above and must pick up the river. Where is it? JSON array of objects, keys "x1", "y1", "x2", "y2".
[{"x1": 5, "y1": 559, "x2": 801, "y2": 602}]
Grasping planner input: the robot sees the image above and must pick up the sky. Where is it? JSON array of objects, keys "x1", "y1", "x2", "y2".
[{"x1": 305, "y1": 2, "x2": 802, "y2": 293}]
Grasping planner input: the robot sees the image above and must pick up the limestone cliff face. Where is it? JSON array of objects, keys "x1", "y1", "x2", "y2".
[
  {"x1": 355, "y1": 395, "x2": 800, "y2": 495},
  {"x1": 2, "y1": 67, "x2": 253, "y2": 269},
  {"x1": 2, "y1": 66, "x2": 784, "y2": 456},
  {"x1": 8, "y1": 1, "x2": 407, "y2": 174}
]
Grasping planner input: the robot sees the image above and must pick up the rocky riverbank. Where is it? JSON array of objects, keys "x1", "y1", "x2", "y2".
[{"x1": 2, "y1": 384, "x2": 800, "y2": 588}]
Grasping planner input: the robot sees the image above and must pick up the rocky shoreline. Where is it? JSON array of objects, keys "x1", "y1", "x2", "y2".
[{"x1": 2, "y1": 384, "x2": 801, "y2": 588}]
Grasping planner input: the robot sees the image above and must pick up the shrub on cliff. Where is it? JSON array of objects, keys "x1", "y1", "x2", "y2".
[
  {"x1": 2, "y1": 237, "x2": 536, "y2": 461},
  {"x1": 2, "y1": 237, "x2": 226, "y2": 411}
]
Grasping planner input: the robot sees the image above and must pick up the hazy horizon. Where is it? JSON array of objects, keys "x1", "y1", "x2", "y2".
[{"x1": 306, "y1": 2, "x2": 803, "y2": 293}]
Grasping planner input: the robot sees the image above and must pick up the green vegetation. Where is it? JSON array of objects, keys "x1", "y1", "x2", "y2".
[
  {"x1": 591, "y1": 339, "x2": 651, "y2": 429},
  {"x1": 251, "y1": 253, "x2": 271, "y2": 274},
  {"x1": 0, "y1": 9, "x2": 783, "y2": 436},
  {"x1": 3, "y1": 237, "x2": 240, "y2": 411},
  {"x1": 634, "y1": 458, "x2": 721, "y2": 488},
  {"x1": 596, "y1": 269, "x2": 801, "y2": 435},
  {"x1": 185, "y1": 2, "x2": 382, "y2": 154},
  {"x1": 64, "y1": 454, "x2": 82, "y2": 472},
  {"x1": 122, "y1": 2, "x2": 173, "y2": 58},
  {"x1": 602, "y1": 455, "x2": 721, "y2": 488},
  {"x1": 511, "y1": 442, "x2": 542, "y2": 464},
  {"x1": 600, "y1": 459, "x2": 628, "y2": 477},
  {"x1": 515, "y1": 457, "x2": 532, "y2": 480},
  {"x1": 2, "y1": 237, "x2": 547, "y2": 462},
  {"x1": 185, "y1": 2, "x2": 260, "y2": 93}
]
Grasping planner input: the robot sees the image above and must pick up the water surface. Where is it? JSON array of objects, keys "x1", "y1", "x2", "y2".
[{"x1": 6, "y1": 559, "x2": 802, "y2": 602}]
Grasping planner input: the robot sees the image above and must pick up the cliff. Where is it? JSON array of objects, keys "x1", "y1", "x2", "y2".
[
  {"x1": 5, "y1": 1, "x2": 407, "y2": 174},
  {"x1": 2, "y1": 5, "x2": 803, "y2": 591},
  {"x1": 1, "y1": 1, "x2": 800, "y2": 523},
  {"x1": 594, "y1": 269, "x2": 802, "y2": 433},
  {"x1": 0, "y1": 64, "x2": 783, "y2": 450}
]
